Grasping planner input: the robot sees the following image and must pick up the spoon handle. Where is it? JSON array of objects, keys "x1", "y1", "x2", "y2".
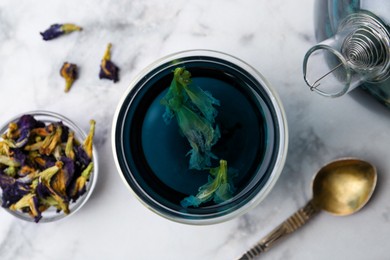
[{"x1": 238, "y1": 200, "x2": 319, "y2": 260}]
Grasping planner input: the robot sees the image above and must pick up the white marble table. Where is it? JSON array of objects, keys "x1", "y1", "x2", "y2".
[{"x1": 1, "y1": 0, "x2": 389, "y2": 259}]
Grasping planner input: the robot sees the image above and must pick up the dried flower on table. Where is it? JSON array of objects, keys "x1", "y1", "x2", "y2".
[
  {"x1": 99, "y1": 43, "x2": 120, "y2": 83},
  {"x1": 160, "y1": 67, "x2": 220, "y2": 170},
  {"x1": 60, "y1": 62, "x2": 78, "y2": 93},
  {"x1": 0, "y1": 114, "x2": 96, "y2": 222},
  {"x1": 181, "y1": 160, "x2": 236, "y2": 208},
  {"x1": 40, "y1": 23, "x2": 82, "y2": 41}
]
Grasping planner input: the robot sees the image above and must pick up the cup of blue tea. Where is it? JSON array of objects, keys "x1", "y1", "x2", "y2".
[{"x1": 112, "y1": 50, "x2": 288, "y2": 224}]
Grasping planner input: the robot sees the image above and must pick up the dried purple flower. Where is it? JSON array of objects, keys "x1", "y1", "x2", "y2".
[
  {"x1": 51, "y1": 157, "x2": 75, "y2": 196},
  {"x1": 0, "y1": 172, "x2": 16, "y2": 189},
  {"x1": 40, "y1": 23, "x2": 82, "y2": 41},
  {"x1": 83, "y1": 120, "x2": 95, "y2": 159},
  {"x1": 0, "y1": 174, "x2": 31, "y2": 208},
  {"x1": 75, "y1": 145, "x2": 91, "y2": 167},
  {"x1": 12, "y1": 148, "x2": 27, "y2": 166},
  {"x1": 65, "y1": 131, "x2": 75, "y2": 160},
  {"x1": 60, "y1": 62, "x2": 78, "y2": 93},
  {"x1": 9, "y1": 193, "x2": 41, "y2": 222},
  {"x1": 99, "y1": 43, "x2": 120, "y2": 83},
  {"x1": 39, "y1": 124, "x2": 62, "y2": 156},
  {"x1": 17, "y1": 114, "x2": 43, "y2": 130},
  {"x1": 70, "y1": 162, "x2": 93, "y2": 201},
  {"x1": 36, "y1": 181, "x2": 51, "y2": 199},
  {"x1": 0, "y1": 155, "x2": 20, "y2": 167},
  {"x1": 0, "y1": 114, "x2": 95, "y2": 222}
]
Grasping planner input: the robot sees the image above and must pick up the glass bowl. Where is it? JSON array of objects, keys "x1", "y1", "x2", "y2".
[
  {"x1": 112, "y1": 50, "x2": 288, "y2": 225},
  {"x1": 0, "y1": 110, "x2": 98, "y2": 223}
]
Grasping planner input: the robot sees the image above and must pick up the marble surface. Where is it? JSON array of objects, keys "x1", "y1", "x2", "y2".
[{"x1": 0, "y1": 0, "x2": 389, "y2": 259}]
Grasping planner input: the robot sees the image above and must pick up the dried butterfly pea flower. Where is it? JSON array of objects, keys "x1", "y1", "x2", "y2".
[
  {"x1": 83, "y1": 120, "x2": 95, "y2": 159},
  {"x1": 0, "y1": 114, "x2": 95, "y2": 222},
  {"x1": 60, "y1": 62, "x2": 78, "y2": 93},
  {"x1": 65, "y1": 131, "x2": 75, "y2": 160},
  {"x1": 9, "y1": 193, "x2": 41, "y2": 222},
  {"x1": 0, "y1": 173, "x2": 31, "y2": 208},
  {"x1": 17, "y1": 114, "x2": 44, "y2": 131},
  {"x1": 0, "y1": 155, "x2": 21, "y2": 167},
  {"x1": 0, "y1": 141, "x2": 10, "y2": 156},
  {"x1": 4, "y1": 167, "x2": 17, "y2": 177},
  {"x1": 70, "y1": 162, "x2": 93, "y2": 201},
  {"x1": 181, "y1": 160, "x2": 235, "y2": 208},
  {"x1": 51, "y1": 157, "x2": 74, "y2": 197},
  {"x1": 40, "y1": 23, "x2": 82, "y2": 41},
  {"x1": 99, "y1": 43, "x2": 120, "y2": 83},
  {"x1": 39, "y1": 124, "x2": 62, "y2": 156}
]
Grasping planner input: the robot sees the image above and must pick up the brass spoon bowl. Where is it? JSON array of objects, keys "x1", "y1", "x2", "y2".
[{"x1": 239, "y1": 158, "x2": 377, "y2": 259}]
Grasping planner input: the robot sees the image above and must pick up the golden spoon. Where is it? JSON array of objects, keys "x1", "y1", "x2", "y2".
[{"x1": 239, "y1": 158, "x2": 377, "y2": 259}]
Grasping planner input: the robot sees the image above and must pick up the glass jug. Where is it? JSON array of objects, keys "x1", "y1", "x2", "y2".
[{"x1": 303, "y1": 0, "x2": 390, "y2": 107}]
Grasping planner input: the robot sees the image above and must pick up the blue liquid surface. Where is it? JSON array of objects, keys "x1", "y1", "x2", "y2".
[
  {"x1": 116, "y1": 58, "x2": 278, "y2": 211},
  {"x1": 142, "y1": 76, "x2": 263, "y2": 195}
]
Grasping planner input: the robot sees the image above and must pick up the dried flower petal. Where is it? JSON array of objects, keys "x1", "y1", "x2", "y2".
[
  {"x1": 0, "y1": 114, "x2": 95, "y2": 222},
  {"x1": 60, "y1": 62, "x2": 78, "y2": 93},
  {"x1": 46, "y1": 189, "x2": 69, "y2": 214},
  {"x1": 4, "y1": 167, "x2": 17, "y2": 177},
  {"x1": 6, "y1": 122, "x2": 19, "y2": 139},
  {"x1": 99, "y1": 43, "x2": 120, "y2": 82},
  {"x1": 0, "y1": 141, "x2": 10, "y2": 156},
  {"x1": 65, "y1": 132, "x2": 75, "y2": 160},
  {"x1": 75, "y1": 145, "x2": 91, "y2": 167},
  {"x1": 0, "y1": 155, "x2": 21, "y2": 167},
  {"x1": 39, "y1": 162, "x2": 62, "y2": 186},
  {"x1": 9, "y1": 193, "x2": 41, "y2": 222},
  {"x1": 51, "y1": 157, "x2": 74, "y2": 196},
  {"x1": 13, "y1": 149, "x2": 27, "y2": 165},
  {"x1": 70, "y1": 162, "x2": 93, "y2": 201},
  {"x1": 24, "y1": 141, "x2": 43, "y2": 151},
  {"x1": 83, "y1": 120, "x2": 95, "y2": 159},
  {"x1": 40, "y1": 23, "x2": 82, "y2": 41},
  {"x1": 17, "y1": 115, "x2": 44, "y2": 130}
]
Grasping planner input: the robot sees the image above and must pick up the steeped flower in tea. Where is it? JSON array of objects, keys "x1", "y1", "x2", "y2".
[
  {"x1": 161, "y1": 67, "x2": 220, "y2": 170},
  {"x1": 181, "y1": 160, "x2": 235, "y2": 208}
]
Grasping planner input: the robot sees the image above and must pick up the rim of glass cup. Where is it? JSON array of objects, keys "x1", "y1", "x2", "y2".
[
  {"x1": 112, "y1": 49, "x2": 288, "y2": 225},
  {"x1": 0, "y1": 110, "x2": 98, "y2": 223}
]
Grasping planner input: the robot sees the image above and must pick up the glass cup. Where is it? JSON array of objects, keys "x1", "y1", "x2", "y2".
[{"x1": 112, "y1": 50, "x2": 288, "y2": 224}]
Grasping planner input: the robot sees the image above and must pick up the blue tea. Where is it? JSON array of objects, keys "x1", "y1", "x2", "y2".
[{"x1": 113, "y1": 55, "x2": 282, "y2": 219}]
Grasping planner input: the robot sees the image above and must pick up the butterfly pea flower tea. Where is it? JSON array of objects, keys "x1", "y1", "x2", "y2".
[{"x1": 112, "y1": 50, "x2": 288, "y2": 224}]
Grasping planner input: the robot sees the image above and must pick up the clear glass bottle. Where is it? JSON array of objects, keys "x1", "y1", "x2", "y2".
[{"x1": 303, "y1": 0, "x2": 390, "y2": 106}]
